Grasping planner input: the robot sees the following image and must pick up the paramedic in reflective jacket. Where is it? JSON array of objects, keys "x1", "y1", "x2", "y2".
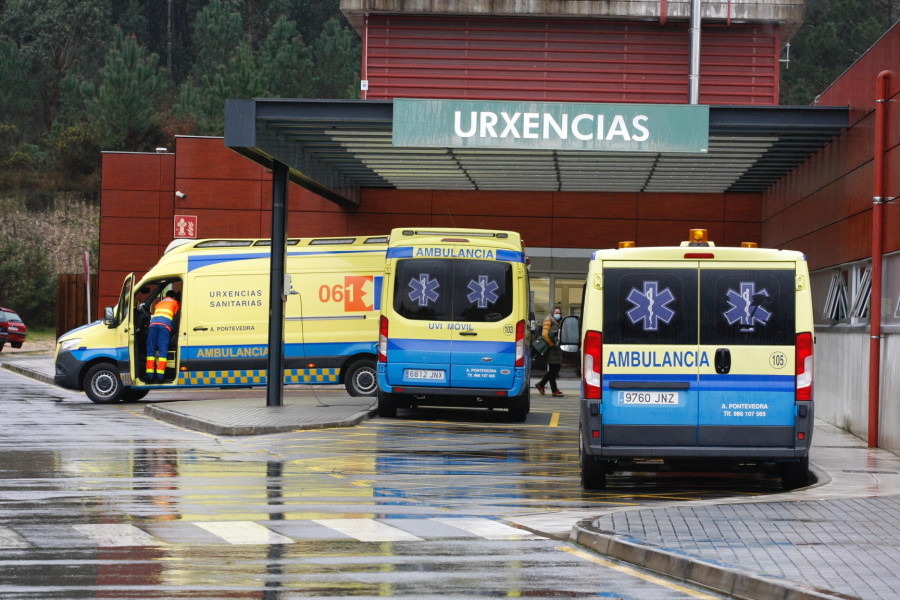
[{"x1": 145, "y1": 290, "x2": 180, "y2": 382}]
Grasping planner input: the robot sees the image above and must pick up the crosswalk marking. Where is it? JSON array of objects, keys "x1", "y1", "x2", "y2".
[
  {"x1": 6, "y1": 517, "x2": 544, "y2": 549},
  {"x1": 71, "y1": 524, "x2": 160, "y2": 547},
  {"x1": 313, "y1": 518, "x2": 423, "y2": 542},
  {"x1": 0, "y1": 526, "x2": 31, "y2": 548},
  {"x1": 433, "y1": 518, "x2": 542, "y2": 540},
  {"x1": 194, "y1": 521, "x2": 295, "y2": 545}
]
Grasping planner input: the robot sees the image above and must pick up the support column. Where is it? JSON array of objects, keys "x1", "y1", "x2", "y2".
[{"x1": 266, "y1": 161, "x2": 289, "y2": 407}]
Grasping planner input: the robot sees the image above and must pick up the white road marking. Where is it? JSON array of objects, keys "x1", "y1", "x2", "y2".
[
  {"x1": 71, "y1": 523, "x2": 160, "y2": 547},
  {"x1": 0, "y1": 526, "x2": 31, "y2": 548},
  {"x1": 313, "y1": 518, "x2": 423, "y2": 542},
  {"x1": 433, "y1": 518, "x2": 543, "y2": 540},
  {"x1": 194, "y1": 521, "x2": 294, "y2": 545}
]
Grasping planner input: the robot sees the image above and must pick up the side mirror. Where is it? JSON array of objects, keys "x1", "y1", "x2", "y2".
[
  {"x1": 103, "y1": 306, "x2": 115, "y2": 327},
  {"x1": 559, "y1": 315, "x2": 581, "y2": 353}
]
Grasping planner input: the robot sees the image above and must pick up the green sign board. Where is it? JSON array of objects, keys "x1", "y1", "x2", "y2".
[{"x1": 392, "y1": 99, "x2": 709, "y2": 153}]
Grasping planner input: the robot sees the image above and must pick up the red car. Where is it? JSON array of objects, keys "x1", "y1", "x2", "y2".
[{"x1": 0, "y1": 308, "x2": 26, "y2": 349}]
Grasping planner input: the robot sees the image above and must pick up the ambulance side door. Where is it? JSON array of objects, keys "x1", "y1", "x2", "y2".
[{"x1": 697, "y1": 264, "x2": 797, "y2": 447}]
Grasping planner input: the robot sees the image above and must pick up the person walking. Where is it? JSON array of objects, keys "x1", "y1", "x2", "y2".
[
  {"x1": 145, "y1": 290, "x2": 180, "y2": 382},
  {"x1": 535, "y1": 306, "x2": 564, "y2": 397}
]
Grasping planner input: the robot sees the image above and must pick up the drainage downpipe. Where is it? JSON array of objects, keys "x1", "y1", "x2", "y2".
[
  {"x1": 868, "y1": 70, "x2": 892, "y2": 448},
  {"x1": 688, "y1": 0, "x2": 701, "y2": 104}
]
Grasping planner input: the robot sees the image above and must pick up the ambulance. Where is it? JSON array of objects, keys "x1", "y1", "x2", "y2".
[
  {"x1": 559, "y1": 230, "x2": 814, "y2": 490},
  {"x1": 376, "y1": 228, "x2": 532, "y2": 421},
  {"x1": 55, "y1": 235, "x2": 388, "y2": 403}
]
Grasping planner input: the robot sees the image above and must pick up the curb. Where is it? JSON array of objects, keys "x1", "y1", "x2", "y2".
[
  {"x1": 570, "y1": 520, "x2": 858, "y2": 600},
  {"x1": 143, "y1": 403, "x2": 379, "y2": 436},
  {"x1": 1, "y1": 363, "x2": 55, "y2": 386}
]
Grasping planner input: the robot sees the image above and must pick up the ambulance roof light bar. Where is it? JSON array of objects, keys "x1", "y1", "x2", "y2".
[
  {"x1": 681, "y1": 228, "x2": 715, "y2": 247},
  {"x1": 618, "y1": 241, "x2": 636, "y2": 248}
]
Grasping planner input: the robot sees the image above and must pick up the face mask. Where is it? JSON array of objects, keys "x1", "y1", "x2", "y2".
[{"x1": 553, "y1": 313, "x2": 561, "y2": 320}]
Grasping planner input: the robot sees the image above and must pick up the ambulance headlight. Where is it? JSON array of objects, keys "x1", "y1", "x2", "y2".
[{"x1": 59, "y1": 338, "x2": 83, "y2": 353}]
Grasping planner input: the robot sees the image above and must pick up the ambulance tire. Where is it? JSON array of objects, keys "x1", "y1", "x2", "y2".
[
  {"x1": 377, "y1": 389, "x2": 398, "y2": 418},
  {"x1": 121, "y1": 388, "x2": 150, "y2": 403},
  {"x1": 780, "y1": 456, "x2": 809, "y2": 491},
  {"x1": 344, "y1": 359, "x2": 378, "y2": 396},
  {"x1": 507, "y1": 388, "x2": 530, "y2": 422},
  {"x1": 580, "y1": 435, "x2": 608, "y2": 490},
  {"x1": 84, "y1": 362, "x2": 124, "y2": 404}
]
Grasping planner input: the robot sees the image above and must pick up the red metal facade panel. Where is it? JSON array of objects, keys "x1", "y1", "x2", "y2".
[{"x1": 364, "y1": 16, "x2": 778, "y2": 104}]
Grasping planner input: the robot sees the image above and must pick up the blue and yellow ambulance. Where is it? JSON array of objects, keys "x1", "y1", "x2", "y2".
[
  {"x1": 376, "y1": 228, "x2": 531, "y2": 421},
  {"x1": 559, "y1": 230, "x2": 815, "y2": 490},
  {"x1": 55, "y1": 236, "x2": 387, "y2": 403}
]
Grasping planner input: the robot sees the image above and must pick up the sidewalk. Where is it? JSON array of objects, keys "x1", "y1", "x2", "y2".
[{"x1": 4, "y1": 351, "x2": 900, "y2": 600}]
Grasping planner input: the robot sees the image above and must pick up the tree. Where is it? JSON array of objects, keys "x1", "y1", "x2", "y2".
[
  {"x1": 0, "y1": 35, "x2": 35, "y2": 134},
  {"x1": 0, "y1": 0, "x2": 112, "y2": 136},
  {"x1": 86, "y1": 30, "x2": 172, "y2": 150},
  {"x1": 259, "y1": 16, "x2": 314, "y2": 98},
  {"x1": 310, "y1": 18, "x2": 361, "y2": 99},
  {"x1": 781, "y1": 0, "x2": 898, "y2": 104}
]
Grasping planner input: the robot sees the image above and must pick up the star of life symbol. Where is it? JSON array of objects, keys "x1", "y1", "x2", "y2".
[
  {"x1": 626, "y1": 281, "x2": 676, "y2": 331},
  {"x1": 725, "y1": 282, "x2": 772, "y2": 327},
  {"x1": 466, "y1": 275, "x2": 499, "y2": 308},
  {"x1": 408, "y1": 274, "x2": 440, "y2": 307}
]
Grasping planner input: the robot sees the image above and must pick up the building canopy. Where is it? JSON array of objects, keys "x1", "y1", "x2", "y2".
[{"x1": 224, "y1": 99, "x2": 848, "y2": 207}]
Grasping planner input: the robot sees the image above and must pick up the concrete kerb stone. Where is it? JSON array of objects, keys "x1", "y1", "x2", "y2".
[
  {"x1": 570, "y1": 519, "x2": 857, "y2": 600},
  {"x1": 144, "y1": 403, "x2": 378, "y2": 436},
  {"x1": 1, "y1": 362, "x2": 54, "y2": 385}
]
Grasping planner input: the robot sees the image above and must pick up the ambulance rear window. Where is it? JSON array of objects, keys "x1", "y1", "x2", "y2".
[
  {"x1": 699, "y1": 269, "x2": 795, "y2": 346},
  {"x1": 603, "y1": 268, "x2": 698, "y2": 345},
  {"x1": 394, "y1": 259, "x2": 513, "y2": 322}
]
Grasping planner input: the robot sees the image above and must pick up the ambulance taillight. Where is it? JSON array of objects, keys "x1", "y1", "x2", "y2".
[
  {"x1": 583, "y1": 330, "x2": 603, "y2": 399},
  {"x1": 515, "y1": 320, "x2": 526, "y2": 367},
  {"x1": 796, "y1": 332, "x2": 814, "y2": 401},
  {"x1": 378, "y1": 315, "x2": 389, "y2": 363}
]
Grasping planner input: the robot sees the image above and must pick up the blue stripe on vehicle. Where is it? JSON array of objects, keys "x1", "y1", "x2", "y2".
[{"x1": 188, "y1": 249, "x2": 386, "y2": 272}]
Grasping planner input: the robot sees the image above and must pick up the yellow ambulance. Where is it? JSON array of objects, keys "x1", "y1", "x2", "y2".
[
  {"x1": 55, "y1": 235, "x2": 388, "y2": 403},
  {"x1": 376, "y1": 228, "x2": 532, "y2": 421},
  {"x1": 559, "y1": 230, "x2": 815, "y2": 490}
]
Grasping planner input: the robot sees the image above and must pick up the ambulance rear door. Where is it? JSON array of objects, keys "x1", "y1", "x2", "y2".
[
  {"x1": 446, "y1": 257, "x2": 516, "y2": 390},
  {"x1": 387, "y1": 257, "x2": 453, "y2": 388},
  {"x1": 697, "y1": 263, "x2": 797, "y2": 447},
  {"x1": 601, "y1": 262, "x2": 700, "y2": 447}
]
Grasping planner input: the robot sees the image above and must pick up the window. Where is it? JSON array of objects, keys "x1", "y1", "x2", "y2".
[{"x1": 394, "y1": 259, "x2": 513, "y2": 322}]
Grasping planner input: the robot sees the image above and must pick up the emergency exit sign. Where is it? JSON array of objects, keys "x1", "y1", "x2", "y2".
[{"x1": 392, "y1": 99, "x2": 709, "y2": 153}]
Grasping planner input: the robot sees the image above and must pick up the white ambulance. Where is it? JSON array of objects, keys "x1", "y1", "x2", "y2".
[
  {"x1": 55, "y1": 236, "x2": 387, "y2": 403},
  {"x1": 559, "y1": 230, "x2": 815, "y2": 490}
]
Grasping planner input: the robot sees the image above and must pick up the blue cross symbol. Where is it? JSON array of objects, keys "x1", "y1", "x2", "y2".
[
  {"x1": 408, "y1": 274, "x2": 440, "y2": 307},
  {"x1": 466, "y1": 276, "x2": 499, "y2": 308},
  {"x1": 724, "y1": 282, "x2": 772, "y2": 326},
  {"x1": 626, "y1": 281, "x2": 676, "y2": 331}
]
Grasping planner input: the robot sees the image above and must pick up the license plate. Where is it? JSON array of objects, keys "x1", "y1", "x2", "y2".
[
  {"x1": 618, "y1": 391, "x2": 680, "y2": 405},
  {"x1": 405, "y1": 369, "x2": 445, "y2": 381}
]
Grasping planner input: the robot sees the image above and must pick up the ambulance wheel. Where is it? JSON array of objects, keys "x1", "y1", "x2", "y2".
[
  {"x1": 344, "y1": 359, "x2": 378, "y2": 396},
  {"x1": 121, "y1": 388, "x2": 150, "y2": 403},
  {"x1": 377, "y1": 389, "x2": 397, "y2": 418},
  {"x1": 780, "y1": 456, "x2": 809, "y2": 491},
  {"x1": 580, "y1": 438, "x2": 608, "y2": 490},
  {"x1": 84, "y1": 363, "x2": 124, "y2": 404},
  {"x1": 507, "y1": 387, "x2": 530, "y2": 422}
]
